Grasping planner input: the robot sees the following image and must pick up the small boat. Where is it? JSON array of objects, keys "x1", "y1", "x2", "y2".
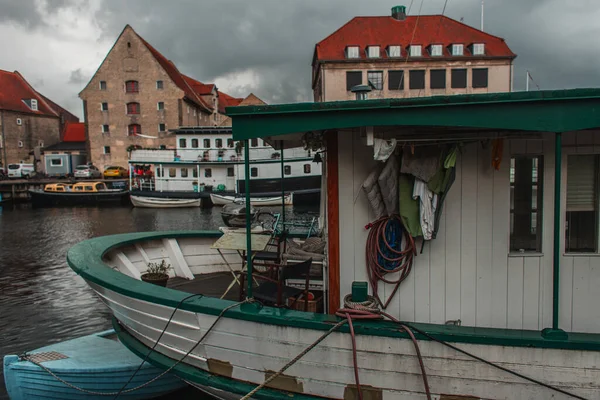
[
  {"x1": 3, "y1": 329, "x2": 187, "y2": 400},
  {"x1": 130, "y1": 195, "x2": 201, "y2": 208},
  {"x1": 29, "y1": 182, "x2": 130, "y2": 207},
  {"x1": 221, "y1": 202, "x2": 256, "y2": 227},
  {"x1": 210, "y1": 192, "x2": 293, "y2": 206}
]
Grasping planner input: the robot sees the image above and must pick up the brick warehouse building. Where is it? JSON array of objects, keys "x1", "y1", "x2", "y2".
[
  {"x1": 80, "y1": 25, "x2": 248, "y2": 170},
  {"x1": 312, "y1": 5, "x2": 516, "y2": 102},
  {"x1": 0, "y1": 70, "x2": 79, "y2": 168}
]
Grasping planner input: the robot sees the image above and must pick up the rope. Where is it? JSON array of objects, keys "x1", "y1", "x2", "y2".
[{"x1": 365, "y1": 215, "x2": 416, "y2": 308}]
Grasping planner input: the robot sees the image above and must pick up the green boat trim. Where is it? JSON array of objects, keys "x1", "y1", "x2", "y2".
[{"x1": 68, "y1": 231, "x2": 600, "y2": 351}]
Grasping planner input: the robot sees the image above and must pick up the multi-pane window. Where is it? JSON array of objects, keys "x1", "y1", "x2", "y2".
[
  {"x1": 367, "y1": 71, "x2": 383, "y2": 90},
  {"x1": 367, "y1": 46, "x2": 380, "y2": 58},
  {"x1": 205, "y1": 168, "x2": 212, "y2": 178},
  {"x1": 101, "y1": 102, "x2": 108, "y2": 111},
  {"x1": 125, "y1": 80, "x2": 139, "y2": 93},
  {"x1": 566, "y1": 155, "x2": 599, "y2": 253},
  {"x1": 216, "y1": 138, "x2": 223, "y2": 148},
  {"x1": 451, "y1": 69, "x2": 467, "y2": 88},
  {"x1": 156, "y1": 80, "x2": 164, "y2": 89},
  {"x1": 409, "y1": 70, "x2": 425, "y2": 89},
  {"x1": 127, "y1": 102, "x2": 140, "y2": 114},
  {"x1": 388, "y1": 71, "x2": 404, "y2": 90},
  {"x1": 430, "y1": 69, "x2": 446, "y2": 89},
  {"x1": 451, "y1": 44, "x2": 464, "y2": 56},
  {"x1": 346, "y1": 71, "x2": 362, "y2": 91},
  {"x1": 510, "y1": 156, "x2": 543, "y2": 252},
  {"x1": 430, "y1": 44, "x2": 443, "y2": 56},
  {"x1": 179, "y1": 138, "x2": 187, "y2": 148},
  {"x1": 250, "y1": 167, "x2": 258, "y2": 177},
  {"x1": 472, "y1": 68, "x2": 489, "y2": 88},
  {"x1": 181, "y1": 168, "x2": 188, "y2": 178},
  {"x1": 284, "y1": 165, "x2": 291, "y2": 175},
  {"x1": 346, "y1": 46, "x2": 359, "y2": 59},
  {"x1": 472, "y1": 43, "x2": 485, "y2": 55},
  {"x1": 191, "y1": 138, "x2": 199, "y2": 148},
  {"x1": 128, "y1": 124, "x2": 141, "y2": 136},
  {"x1": 409, "y1": 45, "x2": 422, "y2": 57},
  {"x1": 99, "y1": 81, "x2": 107, "y2": 90},
  {"x1": 387, "y1": 45, "x2": 401, "y2": 57}
]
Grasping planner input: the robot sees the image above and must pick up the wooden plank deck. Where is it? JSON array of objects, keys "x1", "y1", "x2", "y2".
[{"x1": 167, "y1": 272, "x2": 240, "y2": 301}]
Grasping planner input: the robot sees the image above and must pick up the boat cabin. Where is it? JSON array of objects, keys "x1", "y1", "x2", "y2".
[
  {"x1": 72, "y1": 182, "x2": 108, "y2": 192},
  {"x1": 44, "y1": 183, "x2": 73, "y2": 192}
]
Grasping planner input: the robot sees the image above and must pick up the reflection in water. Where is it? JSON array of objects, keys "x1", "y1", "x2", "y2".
[{"x1": 0, "y1": 203, "x2": 317, "y2": 399}]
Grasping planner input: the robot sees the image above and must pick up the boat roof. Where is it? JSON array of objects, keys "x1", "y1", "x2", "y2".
[{"x1": 226, "y1": 88, "x2": 600, "y2": 147}]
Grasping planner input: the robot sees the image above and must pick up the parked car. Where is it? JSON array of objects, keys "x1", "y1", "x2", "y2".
[
  {"x1": 7, "y1": 163, "x2": 34, "y2": 179},
  {"x1": 103, "y1": 166, "x2": 129, "y2": 179},
  {"x1": 74, "y1": 165, "x2": 102, "y2": 179}
]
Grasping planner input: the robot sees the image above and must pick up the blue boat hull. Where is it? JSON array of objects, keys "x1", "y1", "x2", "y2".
[{"x1": 3, "y1": 329, "x2": 186, "y2": 400}]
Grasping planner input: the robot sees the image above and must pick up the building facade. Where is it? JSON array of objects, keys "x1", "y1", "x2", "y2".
[
  {"x1": 0, "y1": 70, "x2": 78, "y2": 167},
  {"x1": 79, "y1": 25, "x2": 244, "y2": 170},
  {"x1": 312, "y1": 5, "x2": 516, "y2": 102}
]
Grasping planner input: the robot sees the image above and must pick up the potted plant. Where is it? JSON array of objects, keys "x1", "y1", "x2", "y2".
[{"x1": 141, "y1": 260, "x2": 172, "y2": 287}]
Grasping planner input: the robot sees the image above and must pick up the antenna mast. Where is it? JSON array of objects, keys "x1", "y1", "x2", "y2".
[{"x1": 481, "y1": 0, "x2": 484, "y2": 31}]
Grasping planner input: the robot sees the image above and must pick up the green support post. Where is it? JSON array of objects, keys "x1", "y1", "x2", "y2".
[
  {"x1": 280, "y1": 141, "x2": 285, "y2": 230},
  {"x1": 542, "y1": 132, "x2": 568, "y2": 340},
  {"x1": 244, "y1": 140, "x2": 253, "y2": 298}
]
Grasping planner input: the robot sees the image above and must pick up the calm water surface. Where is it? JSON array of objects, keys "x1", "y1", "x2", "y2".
[{"x1": 0, "y1": 203, "x2": 317, "y2": 399}]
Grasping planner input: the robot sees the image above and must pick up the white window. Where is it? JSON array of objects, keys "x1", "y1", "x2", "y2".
[
  {"x1": 103, "y1": 146, "x2": 111, "y2": 154},
  {"x1": 452, "y1": 44, "x2": 464, "y2": 56},
  {"x1": 16, "y1": 118, "x2": 22, "y2": 126},
  {"x1": 430, "y1": 44, "x2": 443, "y2": 56},
  {"x1": 30, "y1": 99, "x2": 38, "y2": 111},
  {"x1": 409, "y1": 45, "x2": 422, "y2": 57},
  {"x1": 367, "y1": 46, "x2": 380, "y2": 58},
  {"x1": 346, "y1": 46, "x2": 359, "y2": 59},
  {"x1": 566, "y1": 155, "x2": 599, "y2": 253},
  {"x1": 18, "y1": 141, "x2": 23, "y2": 148},
  {"x1": 387, "y1": 45, "x2": 401, "y2": 57},
  {"x1": 473, "y1": 43, "x2": 485, "y2": 55},
  {"x1": 51, "y1": 158, "x2": 63, "y2": 166},
  {"x1": 102, "y1": 124, "x2": 109, "y2": 133},
  {"x1": 367, "y1": 71, "x2": 383, "y2": 90}
]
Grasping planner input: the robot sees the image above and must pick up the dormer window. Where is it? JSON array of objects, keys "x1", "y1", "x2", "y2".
[
  {"x1": 366, "y1": 46, "x2": 380, "y2": 58},
  {"x1": 346, "y1": 46, "x2": 359, "y2": 59},
  {"x1": 30, "y1": 99, "x2": 38, "y2": 111},
  {"x1": 430, "y1": 44, "x2": 443, "y2": 56},
  {"x1": 409, "y1": 45, "x2": 422, "y2": 57},
  {"x1": 451, "y1": 44, "x2": 464, "y2": 56},
  {"x1": 472, "y1": 43, "x2": 485, "y2": 55},
  {"x1": 387, "y1": 45, "x2": 401, "y2": 57}
]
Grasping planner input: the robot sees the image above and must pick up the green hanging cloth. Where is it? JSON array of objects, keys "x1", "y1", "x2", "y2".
[{"x1": 398, "y1": 173, "x2": 422, "y2": 238}]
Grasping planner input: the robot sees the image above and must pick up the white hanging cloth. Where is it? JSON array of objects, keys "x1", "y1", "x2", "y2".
[
  {"x1": 373, "y1": 138, "x2": 397, "y2": 161},
  {"x1": 413, "y1": 179, "x2": 438, "y2": 240}
]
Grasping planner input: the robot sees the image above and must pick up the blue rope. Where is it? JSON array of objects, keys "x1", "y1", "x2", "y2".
[{"x1": 378, "y1": 217, "x2": 404, "y2": 271}]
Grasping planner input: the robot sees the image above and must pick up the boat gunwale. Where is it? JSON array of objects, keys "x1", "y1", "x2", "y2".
[{"x1": 67, "y1": 230, "x2": 600, "y2": 351}]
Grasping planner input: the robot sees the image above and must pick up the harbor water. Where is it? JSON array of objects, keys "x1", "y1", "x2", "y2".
[{"x1": 0, "y1": 203, "x2": 318, "y2": 399}]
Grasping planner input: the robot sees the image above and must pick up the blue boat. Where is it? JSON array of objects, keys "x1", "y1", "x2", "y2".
[{"x1": 3, "y1": 329, "x2": 187, "y2": 399}]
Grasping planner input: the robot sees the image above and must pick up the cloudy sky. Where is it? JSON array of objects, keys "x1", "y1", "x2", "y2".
[{"x1": 1, "y1": 0, "x2": 599, "y2": 119}]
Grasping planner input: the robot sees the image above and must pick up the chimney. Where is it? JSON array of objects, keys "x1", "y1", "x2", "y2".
[{"x1": 391, "y1": 5, "x2": 407, "y2": 21}]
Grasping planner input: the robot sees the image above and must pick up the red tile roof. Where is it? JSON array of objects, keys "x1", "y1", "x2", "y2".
[
  {"x1": 314, "y1": 15, "x2": 516, "y2": 61},
  {"x1": 0, "y1": 70, "x2": 60, "y2": 116},
  {"x1": 62, "y1": 121, "x2": 85, "y2": 142},
  {"x1": 217, "y1": 91, "x2": 243, "y2": 114},
  {"x1": 181, "y1": 75, "x2": 215, "y2": 110}
]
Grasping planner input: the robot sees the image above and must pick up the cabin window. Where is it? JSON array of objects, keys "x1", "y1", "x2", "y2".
[
  {"x1": 216, "y1": 138, "x2": 223, "y2": 148},
  {"x1": 51, "y1": 158, "x2": 63, "y2": 166},
  {"x1": 101, "y1": 102, "x2": 108, "y2": 111},
  {"x1": 99, "y1": 81, "x2": 107, "y2": 90},
  {"x1": 451, "y1": 69, "x2": 467, "y2": 89},
  {"x1": 179, "y1": 138, "x2": 187, "y2": 148},
  {"x1": 510, "y1": 156, "x2": 543, "y2": 253},
  {"x1": 169, "y1": 168, "x2": 176, "y2": 178},
  {"x1": 227, "y1": 138, "x2": 234, "y2": 148},
  {"x1": 367, "y1": 71, "x2": 383, "y2": 90},
  {"x1": 227, "y1": 167, "x2": 234, "y2": 177},
  {"x1": 388, "y1": 71, "x2": 404, "y2": 90},
  {"x1": 126, "y1": 102, "x2": 140, "y2": 114},
  {"x1": 192, "y1": 168, "x2": 198, "y2": 178},
  {"x1": 566, "y1": 155, "x2": 599, "y2": 253},
  {"x1": 84, "y1": 185, "x2": 93, "y2": 191},
  {"x1": 284, "y1": 165, "x2": 291, "y2": 175},
  {"x1": 251, "y1": 138, "x2": 258, "y2": 147},
  {"x1": 204, "y1": 139, "x2": 211, "y2": 148},
  {"x1": 303, "y1": 164, "x2": 311, "y2": 174},
  {"x1": 125, "y1": 80, "x2": 139, "y2": 93},
  {"x1": 472, "y1": 68, "x2": 489, "y2": 88},
  {"x1": 191, "y1": 138, "x2": 199, "y2": 148},
  {"x1": 430, "y1": 69, "x2": 446, "y2": 89},
  {"x1": 181, "y1": 168, "x2": 188, "y2": 178},
  {"x1": 74, "y1": 186, "x2": 83, "y2": 191},
  {"x1": 205, "y1": 168, "x2": 212, "y2": 178},
  {"x1": 409, "y1": 70, "x2": 425, "y2": 89},
  {"x1": 346, "y1": 71, "x2": 362, "y2": 91},
  {"x1": 156, "y1": 168, "x2": 162, "y2": 177},
  {"x1": 250, "y1": 167, "x2": 258, "y2": 177}
]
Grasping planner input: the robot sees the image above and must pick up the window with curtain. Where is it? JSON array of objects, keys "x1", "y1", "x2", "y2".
[
  {"x1": 510, "y1": 156, "x2": 543, "y2": 252},
  {"x1": 566, "y1": 154, "x2": 598, "y2": 252},
  {"x1": 181, "y1": 168, "x2": 188, "y2": 178}
]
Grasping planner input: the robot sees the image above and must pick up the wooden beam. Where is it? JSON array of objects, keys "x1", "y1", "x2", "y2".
[
  {"x1": 326, "y1": 131, "x2": 340, "y2": 313},
  {"x1": 162, "y1": 238, "x2": 195, "y2": 280},
  {"x1": 113, "y1": 251, "x2": 141, "y2": 279}
]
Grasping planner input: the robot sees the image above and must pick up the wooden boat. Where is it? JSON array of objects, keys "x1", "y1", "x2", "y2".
[
  {"x1": 221, "y1": 203, "x2": 256, "y2": 227},
  {"x1": 3, "y1": 329, "x2": 187, "y2": 399},
  {"x1": 68, "y1": 91, "x2": 600, "y2": 399},
  {"x1": 210, "y1": 192, "x2": 293, "y2": 206},
  {"x1": 130, "y1": 195, "x2": 201, "y2": 208},
  {"x1": 29, "y1": 182, "x2": 130, "y2": 207}
]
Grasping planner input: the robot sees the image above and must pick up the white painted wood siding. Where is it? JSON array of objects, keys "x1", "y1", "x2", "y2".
[{"x1": 337, "y1": 129, "x2": 600, "y2": 333}]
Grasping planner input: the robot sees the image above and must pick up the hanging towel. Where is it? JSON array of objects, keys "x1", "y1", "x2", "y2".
[
  {"x1": 373, "y1": 138, "x2": 397, "y2": 162},
  {"x1": 362, "y1": 165, "x2": 387, "y2": 219},
  {"x1": 491, "y1": 139, "x2": 504, "y2": 171},
  {"x1": 398, "y1": 174, "x2": 423, "y2": 238},
  {"x1": 413, "y1": 179, "x2": 438, "y2": 240},
  {"x1": 377, "y1": 155, "x2": 399, "y2": 216},
  {"x1": 444, "y1": 146, "x2": 458, "y2": 169},
  {"x1": 400, "y1": 145, "x2": 441, "y2": 183}
]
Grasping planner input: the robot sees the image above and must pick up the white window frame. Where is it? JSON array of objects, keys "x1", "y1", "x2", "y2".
[
  {"x1": 103, "y1": 146, "x2": 111, "y2": 155},
  {"x1": 158, "y1": 123, "x2": 166, "y2": 132},
  {"x1": 16, "y1": 118, "x2": 22, "y2": 126},
  {"x1": 430, "y1": 44, "x2": 443, "y2": 56},
  {"x1": 473, "y1": 43, "x2": 485, "y2": 55},
  {"x1": 102, "y1": 124, "x2": 109, "y2": 133},
  {"x1": 157, "y1": 102, "x2": 165, "y2": 110},
  {"x1": 346, "y1": 46, "x2": 360, "y2": 59},
  {"x1": 387, "y1": 45, "x2": 401, "y2": 57},
  {"x1": 30, "y1": 99, "x2": 38, "y2": 111},
  {"x1": 99, "y1": 81, "x2": 107, "y2": 90},
  {"x1": 409, "y1": 45, "x2": 422, "y2": 57},
  {"x1": 101, "y1": 102, "x2": 108, "y2": 111},
  {"x1": 367, "y1": 46, "x2": 380, "y2": 58},
  {"x1": 38, "y1": 140, "x2": 44, "y2": 147},
  {"x1": 452, "y1": 44, "x2": 464, "y2": 56},
  {"x1": 156, "y1": 80, "x2": 163, "y2": 89},
  {"x1": 18, "y1": 141, "x2": 23, "y2": 148},
  {"x1": 50, "y1": 158, "x2": 63, "y2": 167}
]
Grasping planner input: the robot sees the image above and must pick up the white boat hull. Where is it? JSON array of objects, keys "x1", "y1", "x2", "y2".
[
  {"x1": 210, "y1": 193, "x2": 293, "y2": 206},
  {"x1": 130, "y1": 195, "x2": 201, "y2": 208},
  {"x1": 75, "y1": 234, "x2": 600, "y2": 400}
]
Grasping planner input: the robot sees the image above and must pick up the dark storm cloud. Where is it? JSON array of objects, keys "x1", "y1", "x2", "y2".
[
  {"x1": 0, "y1": 0, "x2": 79, "y2": 27},
  {"x1": 92, "y1": 0, "x2": 600, "y2": 102}
]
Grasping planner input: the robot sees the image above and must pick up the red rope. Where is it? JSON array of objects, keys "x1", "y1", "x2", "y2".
[{"x1": 365, "y1": 215, "x2": 416, "y2": 308}]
